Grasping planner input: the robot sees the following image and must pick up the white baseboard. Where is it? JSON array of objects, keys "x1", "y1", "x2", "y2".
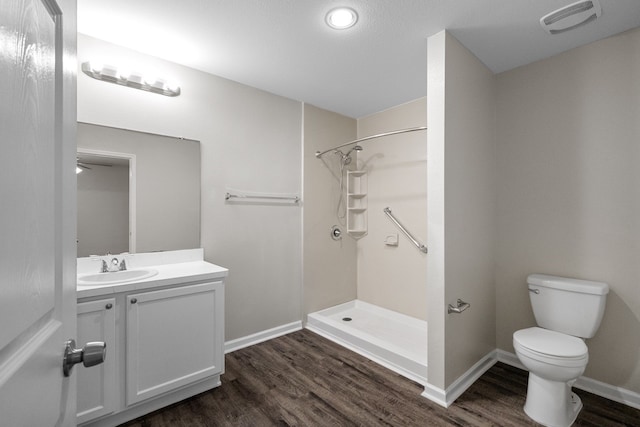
[
  {"x1": 224, "y1": 321, "x2": 302, "y2": 354},
  {"x1": 496, "y1": 348, "x2": 525, "y2": 370},
  {"x1": 575, "y1": 375, "x2": 640, "y2": 410},
  {"x1": 421, "y1": 383, "x2": 448, "y2": 408},
  {"x1": 497, "y1": 349, "x2": 640, "y2": 410},
  {"x1": 421, "y1": 350, "x2": 497, "y2": 408}
]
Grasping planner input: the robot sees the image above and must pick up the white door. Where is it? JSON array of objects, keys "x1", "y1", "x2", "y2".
[{"x1": 0, "y1": 0, "x2": 77, "y2": 425}]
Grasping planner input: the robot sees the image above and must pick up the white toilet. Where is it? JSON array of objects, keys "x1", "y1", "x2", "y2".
[{"x1": 513, "y1": 274, "x2": 609, "y2": 427}]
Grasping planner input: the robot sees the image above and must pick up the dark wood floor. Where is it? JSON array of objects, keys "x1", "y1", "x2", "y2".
[{"x1": 121, "y1": 329, "x2": 640, "y2": 426}]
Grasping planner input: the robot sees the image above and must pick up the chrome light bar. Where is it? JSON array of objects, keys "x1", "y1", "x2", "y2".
[{"x1": 81, "y1": 62, "x2": 181, "y2": 97}]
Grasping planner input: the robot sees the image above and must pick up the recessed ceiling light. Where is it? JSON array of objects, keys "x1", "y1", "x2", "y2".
[{"x1": 325, "y1": 7, "x2": 358, "y2": 30}]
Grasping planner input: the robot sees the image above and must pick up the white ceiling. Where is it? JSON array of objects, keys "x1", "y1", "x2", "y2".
[{"x1": 78, "y1": 0, "x2": 640, "y2": 118}]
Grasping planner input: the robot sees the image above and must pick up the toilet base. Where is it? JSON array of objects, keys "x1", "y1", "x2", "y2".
[{"x1": 523, "y1": 373, "x2": 583, "y2": 427}]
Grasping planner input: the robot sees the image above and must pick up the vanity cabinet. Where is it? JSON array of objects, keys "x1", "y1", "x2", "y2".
[{"x1": 77, "y1": 279, "x2": 225, "y2": 427}]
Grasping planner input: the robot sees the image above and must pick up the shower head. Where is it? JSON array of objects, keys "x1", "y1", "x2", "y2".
[{"x1": 335, "y1": 145, "x2": 363, "y2": 166}]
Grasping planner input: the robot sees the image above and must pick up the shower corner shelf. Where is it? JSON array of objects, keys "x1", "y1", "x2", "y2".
[
  {"x1": 347, "y1": 170, "x2": 368, "y2": 238},
  {"x1": 347, "y1": 207, "x2": 366, "y2": 213}
]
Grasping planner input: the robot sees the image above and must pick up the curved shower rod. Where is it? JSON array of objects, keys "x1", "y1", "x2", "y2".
[{"x1": 314, "y1": 126, "x2": 427, "y2": 159}]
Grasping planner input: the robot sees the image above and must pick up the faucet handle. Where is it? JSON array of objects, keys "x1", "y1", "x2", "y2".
[
  {"x1": 101, "y1": 260, "x2": 108, "y2": 273},
  {"x1": 119, "y1": 259, "x2": 127, "y2": 271}
]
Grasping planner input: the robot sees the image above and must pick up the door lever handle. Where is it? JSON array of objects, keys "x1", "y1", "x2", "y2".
[{"x1": 63, "y1": 339, "x2": 106, "y2": 377}]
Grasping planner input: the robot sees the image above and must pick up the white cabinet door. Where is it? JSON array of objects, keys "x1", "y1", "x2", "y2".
[
  {"x1": 126, "y1": 282, "x2": 224, "y2": 405},
  {"x1": 77, "y1": 299, "x2": 117, "y2": 424}
]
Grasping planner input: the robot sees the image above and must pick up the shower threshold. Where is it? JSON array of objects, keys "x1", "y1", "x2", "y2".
[{"x1": 306, "y1": 299, "x2": 428, "y2": 385}]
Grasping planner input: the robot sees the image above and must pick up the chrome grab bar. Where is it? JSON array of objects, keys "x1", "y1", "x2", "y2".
[
  {"x1": 383, "y1": 207, "x2": 428, "y2": 253},
  {"x1": 225, "y1": 192, "x2": 299, "y2": 203}
]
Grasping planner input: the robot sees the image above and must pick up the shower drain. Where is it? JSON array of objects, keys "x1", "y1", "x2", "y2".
[{"x1": 342, "y1": 317, "x2": 352, "y2": 322}]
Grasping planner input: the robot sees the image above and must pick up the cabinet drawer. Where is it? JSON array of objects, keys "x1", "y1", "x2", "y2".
[{"x1": 126, "y1": 282, "x2": 223, "y2": 405}]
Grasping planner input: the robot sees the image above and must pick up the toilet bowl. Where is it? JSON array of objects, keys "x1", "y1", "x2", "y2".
[
  {"x1": 514, "y1": 327, "x2": 588, "y2": 427},
  {"x1": 513, "y1": 274, "x2": 608, "y2": 427}
]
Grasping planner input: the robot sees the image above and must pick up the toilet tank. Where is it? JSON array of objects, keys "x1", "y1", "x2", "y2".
[{"x1": 527, "y1": 274, "x2": 609, "y2": 338}]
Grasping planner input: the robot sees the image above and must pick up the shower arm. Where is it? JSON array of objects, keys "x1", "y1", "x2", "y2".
[{"x1": 314, "y1": 126, "x2": 427, "y2": 159}]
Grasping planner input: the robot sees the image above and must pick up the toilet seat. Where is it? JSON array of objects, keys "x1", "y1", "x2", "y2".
[{"x1": 514, "y1": 327, "x2": 588, "y2": 367}]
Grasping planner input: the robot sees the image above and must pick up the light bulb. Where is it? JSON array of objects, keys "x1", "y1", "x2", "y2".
[
  {"x1": 117, "y1": 68, "x2": 130, "y2": 80},
  {"x1": 326, "y1": 7, "x2": 358, "y2": 30},
  {"x1": 89, "y1": 61, "x2": 103, "y2": 73},
  {"x1": 143, "y1": 75, "x2": 157, "y2": 86}
]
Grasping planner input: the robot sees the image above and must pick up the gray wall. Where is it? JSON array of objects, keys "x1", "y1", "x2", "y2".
[
  {"x1": 427, "y1": 31, "x2": 497, "y2": 390},
  {"x1": 427, "y1": 27, "x2": 640, "y2": 396},
  {"x1": 77, "y1": 162, "x2": 129, "y2": 256},
  {"x1": 302, "y1": 104, "x2": 357, "y2": 315},
  {"x1": 78, "y1": 34, "x2": 302, "y2": 341},
  {"x1": 356, "y1": 99, "x2": 428, "y2": 320},
  {"x1": 495, "y1": 27, "x2": 640, "y2": 393}
]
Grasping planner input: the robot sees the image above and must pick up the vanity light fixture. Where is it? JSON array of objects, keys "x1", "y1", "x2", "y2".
[
  {"x1": 325, "y1": 7, "x2": 358, "y2": 30},
  {"x1": 81, "y1": 61, "x2": 181, "y2": 97}
]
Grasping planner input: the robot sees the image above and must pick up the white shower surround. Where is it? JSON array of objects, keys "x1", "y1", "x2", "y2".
[{"x1": 306, "y1": 299, "x2": 428, "y2": 385}]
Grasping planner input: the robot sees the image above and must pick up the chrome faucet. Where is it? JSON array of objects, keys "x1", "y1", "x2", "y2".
[{"x1": 101, "y1": 255, "x2": 127, "y2": 273}]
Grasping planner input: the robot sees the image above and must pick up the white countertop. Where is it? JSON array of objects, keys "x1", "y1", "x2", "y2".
[{"x1": 77, "y1": 249, "x2": 228, "y2": 299}]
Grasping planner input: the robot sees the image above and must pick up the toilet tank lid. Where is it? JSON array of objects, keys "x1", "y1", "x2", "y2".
[{"x1": 527, "y1": 274, "x2": 609, "y2": 295}]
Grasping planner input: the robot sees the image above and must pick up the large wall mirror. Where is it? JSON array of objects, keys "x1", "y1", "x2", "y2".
[{"x1": 77, "y1": 123, "x2": 201, "y2": 257}]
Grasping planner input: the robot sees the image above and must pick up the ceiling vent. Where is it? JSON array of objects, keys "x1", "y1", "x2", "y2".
[{"x1": 540, "y1": 0, "x2": 602, "y2": 35}]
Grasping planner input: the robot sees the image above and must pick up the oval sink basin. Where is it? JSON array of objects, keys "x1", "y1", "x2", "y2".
[{"x1": 78, "y1": 269, "x2": 158, "y2": 286}]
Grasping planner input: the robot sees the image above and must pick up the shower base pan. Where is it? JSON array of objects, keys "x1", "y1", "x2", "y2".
[{"x1": 306, "y1": 299, "x2": 428, "y2": 385}]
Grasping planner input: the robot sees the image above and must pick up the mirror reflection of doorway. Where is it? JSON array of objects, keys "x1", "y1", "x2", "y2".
[{"x1": 77, "y1": 151, "x2": 134, "y2": 257}]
